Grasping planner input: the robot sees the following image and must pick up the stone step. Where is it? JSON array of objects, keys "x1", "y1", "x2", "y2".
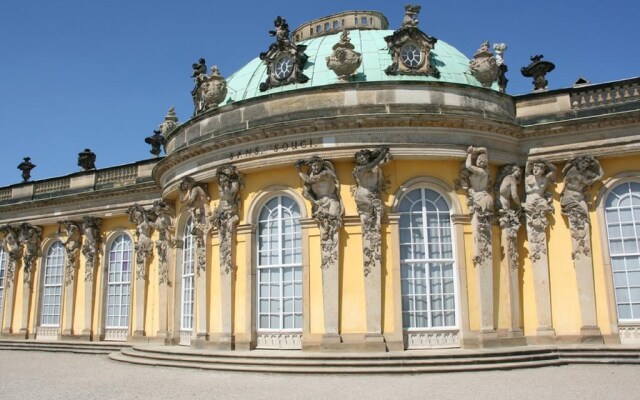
[
  {"x1": 560, "y1": 357, "x2": 640, "y2": 365},
  {"x1": 0, "y1": 340, "x2": 128, "y2": 354},
  {"x1": 131, "y1": 344, "x2": 554, "y2": 361},
  {"x1": 109, "y1": 351, "x2": 563, "y2": 374},
  {"x1": 120, "y1": 346, "x2": 559, "y2": 367}
]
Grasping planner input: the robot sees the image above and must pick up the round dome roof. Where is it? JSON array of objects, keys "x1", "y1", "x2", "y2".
[{"x1": 223, "y1": 29, "x2": 494, "y2": 104}]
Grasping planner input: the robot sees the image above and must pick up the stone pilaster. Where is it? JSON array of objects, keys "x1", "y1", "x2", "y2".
[
  {"x1": 525, "y1": 221, "x2": 555, "y2": 339},
  {"x1": 194, "y1": 235, "x2": 209, "y2": 345},
  {"x1": 235, "y1": 224, "x2": 255, "y2": 351},
  {"x1": 62, "y1": 270, "x2": 76, "y2": 336},
  {"x1": 1, "y1": 254, "x2": 19, "y2": 335},
  {"x1": 384, "y1": 214, "x2": 404, "y2": 351},
  {"x1": 567, "y1": 215, "x2": 602, "y2": 340},
  {"x1": 132, "y1": 266, "x2": 146, "y2": 338}
]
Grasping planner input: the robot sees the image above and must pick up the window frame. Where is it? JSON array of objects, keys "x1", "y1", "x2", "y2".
[
  {"x1": 603, "y1": 180, "x2": 640, "y2": 322},
  {"x1": 255, "y1": 194, "x2": 303, "y2": 333},
  {"x1": 39, "y1": 241, "x2": 65, "y2": 328},
  {"x1": 396, "y1": 186, "x2": 460, "y2": 332}
]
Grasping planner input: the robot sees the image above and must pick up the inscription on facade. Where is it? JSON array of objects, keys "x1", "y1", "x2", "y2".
[{"x1": 229, "y1": 139, "x2": 316, "y2": 160}]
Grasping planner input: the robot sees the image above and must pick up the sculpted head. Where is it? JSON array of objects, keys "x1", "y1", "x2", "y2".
[
  {"x1": 309, "y1": 156, "x2": 324, "y2": 174},
  {"x1": 355, "y1": 150, "x2": 372, "y2": 166},
  {"x1": 476, "y1": 153, "x2": 488, "y2": 168}
]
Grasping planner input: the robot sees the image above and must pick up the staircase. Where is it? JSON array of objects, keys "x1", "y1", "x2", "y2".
[
  {"x1": 0, "y1": 339, "x2": 129, "y2": 355},
  {"x1": 109, "y1": 346, "x2": 567, "y2": 373}
]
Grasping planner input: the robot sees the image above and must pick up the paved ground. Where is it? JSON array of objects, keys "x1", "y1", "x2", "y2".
[{"x1": 1, "y1": 351, "x2": 639, "y2": 400}]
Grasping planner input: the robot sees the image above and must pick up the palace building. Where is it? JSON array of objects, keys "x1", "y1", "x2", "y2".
[{"x1": 1, "y1": 5, "x2": 640, "y2": 354}]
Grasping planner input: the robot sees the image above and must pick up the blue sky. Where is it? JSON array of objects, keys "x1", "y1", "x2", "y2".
[{"x1": 0, "y1": 0, "x2": 638, "y2": 187}]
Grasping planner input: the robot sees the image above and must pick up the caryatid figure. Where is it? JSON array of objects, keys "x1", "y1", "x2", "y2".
[
  {"x1": 353, "y1": 147, "x2": 391, "y2": 276},
  {"x1": 296, "y1": 156, "x2": 344, "y2": 269},
  {"x1": 211, "y1": 165, "x2": 243, "y2": 274}
]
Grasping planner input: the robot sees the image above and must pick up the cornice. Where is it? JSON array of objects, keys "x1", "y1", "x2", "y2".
[
  {"x1": 0, "y1": 181, "x2": 161, "y2": 217},
  {"x1": 153, "y1": 113, "x2": 522, "y2": 184}
]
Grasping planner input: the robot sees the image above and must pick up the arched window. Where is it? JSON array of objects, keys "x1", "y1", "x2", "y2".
[
  {"x1": 604, "y1": 182, "x2": 640, "y2": 321},
  {"x1": 40, "y1": 241, "x2": 65, "y2": 327},
  {"x1": 399, "y1": 188, "x2": 457, "y2": 331},
  {"x1": 105, "y1": 234, "x2": 132, "y2": 338},
  {"x1": 323, "y1": 22, "x2": 330, "y2": 31},
  {"x1": 0, "y1": 248, "x2": 7, "y2": 319},
  {"x1": 180, "y1": 218, "x2": 196, "y2": 344},
  {"x1": 256, "y1": 196, "x2": 302, "y2": 340}
]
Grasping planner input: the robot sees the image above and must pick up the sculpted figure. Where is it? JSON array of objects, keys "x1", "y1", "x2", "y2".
[
  {"x1": 297, "y1": 156, "x2": 344, "y2": 223},
  {"x1": 19, "y1": 223, "x2": 42, "y2": 288},
  {"x1": 127, "y1": 204, "x2": 155, "y2": 279},
  {"x1": 149, "y1": 200, "x2": 175, "y2": 284},
  {"x1": 523, "y1": 160, "x2": 557, "y2": 262},
  {"x1": 463, "y1": 146, "x2": 493, "y2": 214},
  {"x1": 524, "y1": 160, "x2": 557, "y2": 216},
  {"x1": 561, "y1": 156, "x2": 604, "y2": 258},
  {"x1": 353, "y1": 147, "x2": 391, "y2": 231},
  {"x1": 59, "y1": 221, "x2": 81, "y2": 286},
  {"x1": 296, "y1": 156, "x2": 344, "y2": 269},
  {"x1": 191, "y1": 58, "x2": 208, "y2": 115},
  {"x1": 561, "y1": 155, "x2": 604, "y2": 219},
  {"x1": 211, "y1": 165, "x2": 243, "y2": 274},
  {"x1": 179, "y1": 176, "x2": 211, "y2": 272},
  {"x1": 496, "y1": 164, "x2": 522, "y2": 211},
  {"x1": 179, "y1": 177, "x2": 210, "y2": 232},
  {"x1": 353, "y1": 147, "x2": 391, "y2": 276},
  {"x1": 402, "y1": 4, "x2": 421, "y2": 27},
  {"x1": 269, "y1": 16, "x2": 290, "y2": 45},
  {"x1": 457, "y1": 146, "x2": 493, "y2": 266},
  {"x1": 1, "y1": 225, "x2": 22, "y2": 285},
  {"x1": 495, "y1": 164, "x2": 522, "y2": 269},
  {"x1": 82, "y1": 216, "x2": 101, "y2": 282}
]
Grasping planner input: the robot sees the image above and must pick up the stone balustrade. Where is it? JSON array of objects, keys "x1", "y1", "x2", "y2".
[
  {"x1": 0, "y1": 159, "x2": 158, "y2": 203},
  {"x1": 96, "y1": 165, "x2": 138, "y2": 186},
  {"x1": 571, "y1": 80, "x2": 640, "y2": 110},
  {"x1": 34, "y1": 178, "x2": 71, "y2": 195}
]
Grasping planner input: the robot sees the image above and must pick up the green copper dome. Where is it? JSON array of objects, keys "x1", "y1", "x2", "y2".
[{"x1": 223, "y1": 29, "x2": 494, "y2": 104}]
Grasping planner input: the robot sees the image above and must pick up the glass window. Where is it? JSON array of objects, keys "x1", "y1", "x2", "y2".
[
  {"x1": 324, "y1": 22, "x2": 330, "y2": 31},
  {"x1": 181, "y1": 219, "x2": 196, "y2": 331},
  {"x1": 40, "y1": 241, "x2": 64, "y2": 327},
  {"x1": 400, "y1": 43, "x2": 422, "y2": 68},
  {"x1": 0, "y1": 249, "x2": 7, "y2": 321},
  {"x1": 315, "y1": 25, "x2": 321, "y2": 34},
  {"x1": 399, "y1": 188, "x2": 457, "y2": 329},
  {"x1": 333, "y1": 20, "x2": 339, "y2": 29},
  {"x1": 605, "y1": 182, "x2": 640, "y2": 321},
  {"x1": 354, "y1": 17, "x2": 359, "y2": 25},
  {"x1": 361, "y1": 16, "x2": 368, "y2": 25},
  {"x1": 106, "y1": 235, "x2": 132, "y2": 329},
  {"x1": 257, "y1": 196, "x2": 302, "y2": 331}
]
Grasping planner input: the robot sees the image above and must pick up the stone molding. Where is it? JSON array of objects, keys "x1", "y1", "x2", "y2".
[
  {"x1": 256, "y1": 333, "x2": 302, "y2": 350},
  {"x1": 405, "y1": 330, "x2": 460, "y2": 349}
]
